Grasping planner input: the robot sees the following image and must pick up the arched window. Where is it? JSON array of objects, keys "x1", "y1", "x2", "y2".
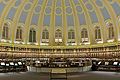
[
  {"x1": 107, "y1": 23, "x2": 114, "y2": 39},
  {"x1": 81, "y1": 28, "x2": 88, "y2": 42},
  {"x1": 55, "y1": 29, "x2": 62, "y2": 42},
  {"x1": 67, "y1": 29, "x2": 75, "y2": 45},
  {"x1": 55, "y1": 29, "x2": 62, "y2": 39},
  {"x1": 42, "y1": 29, "x2": 49, "y2": 39},
  {"x1": 95, "y1": 26, "x2": 101, "y2": 41},
  {"x1": 68, "y1": 29, "x2": 75, "y2": 39},
  {"x1": 41, "y1": 29, "x2": 49, "y2": 44},
  {"x1": 2, "y1": 23, "x2": 9, "y2": 39},
  {"x1": 29, "y1": 28, "x2": 36, "y2": 43},
  {"x1": 16, "y1": 27, "x2": 22, "y2": 41}
]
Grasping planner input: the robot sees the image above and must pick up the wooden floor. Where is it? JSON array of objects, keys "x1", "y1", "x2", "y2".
[{"x1": 0, "y1": 71, "x2": 120, "y2": 80}]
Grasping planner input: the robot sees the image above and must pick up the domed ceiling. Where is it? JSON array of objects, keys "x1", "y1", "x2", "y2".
[{"x1": 0, "y1": 0, "x2": 120, "y2": 48}]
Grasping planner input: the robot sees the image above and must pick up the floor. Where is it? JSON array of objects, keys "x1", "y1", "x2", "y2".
[{"x1": 0, "y1": 71, "x2": 120, "y2": 80}]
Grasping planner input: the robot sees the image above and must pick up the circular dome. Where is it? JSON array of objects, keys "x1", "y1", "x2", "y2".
[{"x1": 0, "y1": 0, "x2": 120, "y2": 48}]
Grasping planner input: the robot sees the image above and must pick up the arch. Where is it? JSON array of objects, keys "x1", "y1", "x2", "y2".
[
  {"x1": 41, "y1": 29, "x2": 49, "y2": 44},
  {"x1": 55, "y1": 29, "x2": 62, "y2": 43},
  {"x1": 95, "y1": 26, "x2": 101, "y2": 41},
  {"x1": 68, "y1": 29, "x2": 75, "y2": 39},
  {"x1": 107, "y1": 23, "x2": 114, "y2": 40},
  {"x1": 29, "y1": 28, "x2": 36, "y2": 43},
  {"x1": 42, "y1": 29, "x2": 49, "y2": 39},
  {"x1": 16, "y1": 26, "x2": 23, "y2": 41},
  {"x1": 81, "y1": 28, "x2": 88, "y2": 42},
  {"x1": 2, "y1": 23, "x2": 9, "y2": 39},
  {"x1": 55, "y1": 29, "x2": 62, "y2": 39}
]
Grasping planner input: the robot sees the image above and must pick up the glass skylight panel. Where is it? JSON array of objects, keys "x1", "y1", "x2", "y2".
[
  {"x1": 19, "y1": 11, "x2": 28, "y2": 23},
  {"x1": 7, "y1": 7, "x2": 16, "y2": 20},
  {"x1": 78, "y1": 13, "x2": 86, "y2": 25},
  {"x1": 89, "y1": 11, "x2": 98, "y2": 23},
  {"x1": 31, "y1": 14, "x2": 39, "y2": 25},
  {"x1": 67, "y1": 15, "x2": 74, "y2": 26},
  {"x1": 55, "y1": 15, "x2": 62, "y2": 26},
  {"x1": 0, "y1": 2, "x2": 5, "y2": 16},
  {"x1": 111, "y1": 2, "x2": 120, "y2": 16},
  {"x1": 100, "y1": 8, "x2": 111, "y2": 20},
  {"x1": 43, "y1": 15, "x2": 50, "y2": 26}
]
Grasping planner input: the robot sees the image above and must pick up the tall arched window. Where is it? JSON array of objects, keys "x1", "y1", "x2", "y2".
[
  {"x1": 107, "y1": 23, "x2": 114, "y2": 39},
  {"x1": 95, "y1": 26, "x2": 101, "y2": 41},
  {"x1": 67, "y1": 29, "x2": 75, "y2": 45},
  {"x1": 42, "y1": 29, "x2": 49, "y2": 39},
  {"x1": 41, "y1": 29, "x2": 49, "y2": 44},
  {"x1": 2, "y1": 23, "x2": 9, "y2": 39},
  {"x1": 16, "y1": 27, "x2": 22, "y2": 41},
  {"x1": 68, "y1": 29, "x2": 75, "y2": 39},
  {"x1": 55, "y1": 29, "x2": 62, "y2": 42},
  {"x1": 81, "y1": 28, "x2": 88, "y2": 42},
  {"x1": 29, "y1": 28, "x2": 36, "y2": 43}
]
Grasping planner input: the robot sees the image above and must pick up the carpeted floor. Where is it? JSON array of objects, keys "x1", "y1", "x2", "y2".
[{"x1": 0, "y1": 71, "x2": 120, "y2": 80}]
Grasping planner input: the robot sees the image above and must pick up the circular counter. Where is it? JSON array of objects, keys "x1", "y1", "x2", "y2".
[{"x1": 27, "y1": 66, "x2": 92, "y2": 73}]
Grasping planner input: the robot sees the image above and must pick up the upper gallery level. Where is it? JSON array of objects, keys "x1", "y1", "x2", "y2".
[{"x1": 0, "y1": 0, "x2": 120, "y2": 48}]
